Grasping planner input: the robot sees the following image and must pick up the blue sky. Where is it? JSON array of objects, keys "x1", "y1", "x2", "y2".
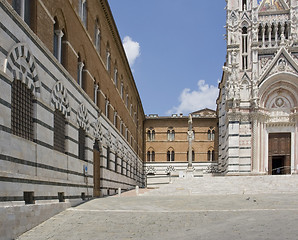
[{"x1": 108, "y1": 0, "x2": 227, "y2": 116}]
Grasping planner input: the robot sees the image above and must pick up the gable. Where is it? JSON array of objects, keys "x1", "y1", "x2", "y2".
[
  {"x1": 258, "y1": 47, "x2": 298, "y2": 86},
  {"x1": 191, "y1": 108, "x2": 216, "y2": 118}
]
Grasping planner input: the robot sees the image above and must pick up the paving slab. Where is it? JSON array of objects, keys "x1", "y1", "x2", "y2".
[{"x1": 16, "y1": 193, "x2": 298, "y2": 240}]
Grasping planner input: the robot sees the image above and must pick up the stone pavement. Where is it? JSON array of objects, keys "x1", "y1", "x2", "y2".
[{"x1": 16, "y1": 192, "x2": 298, "y2": 240}]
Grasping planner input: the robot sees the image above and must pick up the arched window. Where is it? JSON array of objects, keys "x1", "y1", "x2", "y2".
[
  {"x1": 53, "y1": 20, "x2": 64, "y2": 64},
  {"x1": 212, "y1": 130, "x2": 215, "y2": 141},
  {"x1": 207, "y1": 130, "x2": 211, "y2": 140},
  {"x1": 120, "y1": 121, "x2": 123, "y2": 135},
  {"x1": 106, "y1": 46, "x2": 111, "y2": 72},
  {"x1": 79, "y1": 0, "x2": 87, "y2": 27},
  {"x1": 147, "y1": 149, "x2": 155, "y2": 162},
  {"x1": 152, "y1": 130, "x2": 155, "y2": 141},
  {"x1": 120, "y1": 82, "x2": 124, "y2": 99},
  {"x1": 167, "y1": 151, "x2": 170, "y2": 161},
  {"x1": 147, "y1": 128, "x2": 155, "y2": 141},
  {"x1": 78, "y1": 128, "x2": 85, "y2": 160},
  {"x1": 105, "y1": 99, "x2": 109, "y2": 118},
  {"x1": 187, "y1": 150, "x2": 195, "y2": 162},
  {"x1": 147, "y1": 130, "x2": 151, "y2": 141},
  {"x1": 172, "y1": 130, "x2": 175, "y2": 141},
  {"x1": 77, "y1": 54, "x2": 84, "y2": 87},
  {"x1": 12, "y1": 0, "x2": 32, "y2": 27},
  {"x1": 53, "y1": 110, "x2": 65, "y2": 153},
  {"x1": 242, "y1": 0, "x2": 247, "y2": 11},
  {"x1": 126, "y1": 94, "x2": 129, "y2": 107},
  {"x1": 212, "y1": 150, "x2": 215, "y2": 162},
  {"x1": 167, "y1": 128, "x2": 175, "y2": 141},
  {"x1": 94, "y1": 18, "x2": 101, "y2": 53},
  {"x1": 114, "y1": 66, "x2": 118, "y2": 86},
  {"x1": 207, "y1": 150, "x2": 211, "y2": 161},
  {"x1": 114, "y1": 111, "x2": 117, "y2": 127},
  {"x1": 94, "y1": 83, "x2": 99, "y2": 105},
  {"x1": 242, "y1": 26, "x2": 248, "y2": 70},
  {"x1": 11, "y1": 79, "x2": 34, "y2": 141},
  {"x1": 167, "y1": 149, "x2": 175, "y2": 162}
]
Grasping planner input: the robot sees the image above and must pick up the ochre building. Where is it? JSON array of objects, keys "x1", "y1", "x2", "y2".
[{"x1": 144, "y1": 109, "x2": 219, "y2": 184}]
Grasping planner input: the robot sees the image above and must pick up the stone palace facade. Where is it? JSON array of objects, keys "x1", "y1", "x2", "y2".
[
  {"x1": 217, "y1": 0, "x2": 298, "y2": 175},
  {"x1": 0, "y1": 0, "x2": 145, "y2": 207}
]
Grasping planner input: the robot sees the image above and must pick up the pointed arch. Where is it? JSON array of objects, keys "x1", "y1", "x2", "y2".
[
  {"x1": 51, "y1": 81, "x2": 71, "y2": 118},
  {"x1": 5, "y1": 43, "x2": 40, "y2": 97}
]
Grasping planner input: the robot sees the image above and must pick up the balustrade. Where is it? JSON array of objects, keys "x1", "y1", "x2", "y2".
[{"x1": 257, "y1": 21, "x2": 290, "y2": 48}]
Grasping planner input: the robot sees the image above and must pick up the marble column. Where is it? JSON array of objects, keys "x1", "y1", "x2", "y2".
[{"x1": 187, "y1": 114, "x2": 194, "y2": 172}]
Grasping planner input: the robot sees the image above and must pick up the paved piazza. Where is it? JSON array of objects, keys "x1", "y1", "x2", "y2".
[{"x1": 17, "y1": 192, "x2": 298, "y2": 240}]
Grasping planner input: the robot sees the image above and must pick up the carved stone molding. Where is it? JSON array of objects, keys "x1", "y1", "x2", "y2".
[
  {"x1": 165, "y1": 165, "x2": 176, "y2": 174},
  {"x1": 5, "y1": 43, "x2": 40, "y2": 97},
  {"x1": 145, "y1": 166, "x2": 156, "y2": 175},
  {"x1": 91, "y1": 119, "x2": 102, "y2": 141},
  {"x1": 77, "y1": 103, "x2": 89, "y2": 131},
  {"x1": 51, "y1": 81, "x2": 70, "y2": 118}
]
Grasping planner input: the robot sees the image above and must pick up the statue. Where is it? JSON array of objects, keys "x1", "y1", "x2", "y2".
[{"x1": 187, "y1": 114, "x2": 194, "y2": 170}]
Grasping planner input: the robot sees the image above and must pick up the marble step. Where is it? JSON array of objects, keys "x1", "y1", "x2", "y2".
[{"x1": 143, "y1": 175, "x2": 298, "y2": 196}]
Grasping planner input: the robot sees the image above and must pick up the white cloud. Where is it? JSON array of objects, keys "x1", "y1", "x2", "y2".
[
  {"x1": 122, "y1": 36, "x2": 140, "y2": 66},
  {"x1": 167, "y1": 80, "x2": 218, "y2": 115}
]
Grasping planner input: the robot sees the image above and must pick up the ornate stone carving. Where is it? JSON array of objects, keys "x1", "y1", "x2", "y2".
[
  {"x1": 205, "y1": 165, "x2": 219, "y2": 173},
  {"x1": 260, "y1": 57, "x2": 271, "y2": 69},
  {"x1": 105, "y1": 130, "x2": 113, "y2": 148},
  {"x1": 5, "y1": 43, "x2": 40, "y2": 97},
  {"x1": 115, "y1": 140, "x2": 121, "y2": 156},
  {"x1": 277, "y1": 58, "x2": 287, "y2": 71},
  {"x1": 77, "y1": 104, "x2": 89, "y2": 131},
  {"x1": 267, "y1": 58, "x2": 296, "y2": 77},
  {"x1": 229, "y1": 11, "x2": 238, "y2": 26},
  {"x1": 145, "y1": 166, "x2": 156, "y2": 175},
  {"x1": 51, "y1": 81, "x2": 70, "y2": 117},
  {"x1": 165, "y1": 165, "x2": 176, "y2": 174},
  {"x1": 91, "y1": 119, "x2": 103, "y2": 141}
]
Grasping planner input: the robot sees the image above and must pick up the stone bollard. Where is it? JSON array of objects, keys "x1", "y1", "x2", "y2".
[
  {"x1": 118, "y1": 187, "x2": 121, "y2": 197},
  {"x1": 135, "y1": 186, "x2": 139, "y2": 196}
]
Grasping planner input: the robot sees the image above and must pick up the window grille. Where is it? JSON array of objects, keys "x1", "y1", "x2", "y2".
[
  {"x1": 115, "y1": 155, "x2": 118, "y2": 172},
  {"x1": 53, "y1": 110, "x2": 65, "y2": 153},
  {"x1": 78, "y1": 128, "x2": 85, "y2": 160},
  {"x1": 107, "y1": 147, "x2": 110, "y2": 169},
  {"x1": 11, "y1": 80, "x2": 33, "y2": 141}
]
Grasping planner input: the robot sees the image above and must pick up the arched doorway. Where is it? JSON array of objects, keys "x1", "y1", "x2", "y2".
[
  {"x1": 258, "y1": 73, "x2": 298, "y2": 175},
  {"x1": 93, "y1": 140, "x2": 101, "y2": 197}
]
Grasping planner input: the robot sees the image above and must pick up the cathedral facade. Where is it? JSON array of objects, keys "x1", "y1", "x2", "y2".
[{"x1": 217, "y1": 0, "x2": 298, "y2": 175}]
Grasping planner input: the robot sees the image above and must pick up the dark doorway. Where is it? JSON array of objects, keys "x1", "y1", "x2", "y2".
[
  {"x1": 268, "y1": 133, "x2": 291, "y2": 175},
  {"x1": 272, "y1": 156, "x2": 285, "y2": 175}
]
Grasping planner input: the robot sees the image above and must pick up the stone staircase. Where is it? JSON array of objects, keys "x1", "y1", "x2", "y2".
[{"x1": 142, "y1": 175, "x2": 298, "y2": 196}]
